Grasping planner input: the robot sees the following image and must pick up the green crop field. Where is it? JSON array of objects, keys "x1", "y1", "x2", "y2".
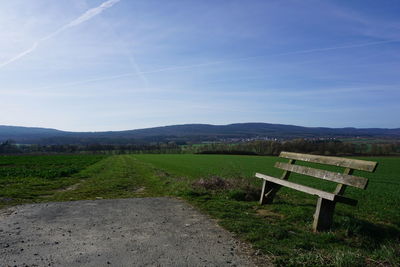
[
  {"x1": 0, "y1": 154, "x2": 106, "y2": 208},
  {"x1": 1, "y1": 154, "x2": 399, "y2": 266}
]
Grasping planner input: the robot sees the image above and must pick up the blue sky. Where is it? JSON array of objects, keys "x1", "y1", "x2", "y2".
[{"x1": 0, "y1": 0, "x2": 399, "y2": 131}]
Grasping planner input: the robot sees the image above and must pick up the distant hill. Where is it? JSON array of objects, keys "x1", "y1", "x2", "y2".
[
  {"x1": 1, "y1": 123, "x2": 399, "y2": 145},
  {"x1": 0, "y1": 126, "x2": 66, "y2": 143}
]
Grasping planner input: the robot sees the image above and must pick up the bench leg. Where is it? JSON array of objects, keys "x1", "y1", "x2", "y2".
[
  {"x1": 259, "y1": 180, "x2": 279, "y2": 205},
  {"x1": 313, "y1": 197, "x2": 336, "y2": 232}
]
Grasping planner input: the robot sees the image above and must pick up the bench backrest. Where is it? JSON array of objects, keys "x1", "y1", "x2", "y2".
[{"x1": 276, "y1": 152, "x2": 377, "y2": 191}]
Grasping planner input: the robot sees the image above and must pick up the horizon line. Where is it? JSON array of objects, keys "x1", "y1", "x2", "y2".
[{"x1": 0, "y1": 122, "x2": 399, "y2": 133}]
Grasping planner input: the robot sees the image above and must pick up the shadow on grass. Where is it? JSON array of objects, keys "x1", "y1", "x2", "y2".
[
  {"x1": 273, "y1": 201, "x2": 399, "y2": 245},
  {"x1": 335, "y1": 215, "x2": 400, "y2": 247}
]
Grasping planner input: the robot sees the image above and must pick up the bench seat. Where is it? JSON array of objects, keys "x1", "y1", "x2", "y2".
[{"x1": 255, "y1": 173, "x2": 357, "y2": 206}]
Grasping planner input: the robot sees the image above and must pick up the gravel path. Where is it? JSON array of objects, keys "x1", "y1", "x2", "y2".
[{"x1": 0, "y1": 198, "x2": 257, "y2": 266}]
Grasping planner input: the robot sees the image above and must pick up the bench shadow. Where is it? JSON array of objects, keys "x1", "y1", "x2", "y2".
[
  {"x1": 269, "y1": 201, "x2": 399, "y2": 244},
  {"x1": 333, "y1": 214, "x2": 400, "y2": 245}
]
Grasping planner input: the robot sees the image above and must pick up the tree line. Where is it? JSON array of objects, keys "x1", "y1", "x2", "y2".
[
  {"x1": 191, "y1": 139, "x2": 400, "y2": 156},
  {"x1": 0, "y1": 140, "x2": 181, "y2": 154},
  {"x1": 1, "y1": 139, "x2": 399, "y2": 156}
]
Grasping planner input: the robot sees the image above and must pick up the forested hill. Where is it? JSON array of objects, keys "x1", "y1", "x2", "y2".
[{"x1": 1, "y1": 123, "x2": 400, "y2": 145}]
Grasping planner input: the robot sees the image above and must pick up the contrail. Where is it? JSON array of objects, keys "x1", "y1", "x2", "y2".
[
  {"x1": 0, "y1": 42, "x2": 39, "y2": 68},
  {"x1": 274, "y1": 39, "x2": 400, "y2": 57},
  {"x1": 34, "y1": 61, "x2": 229, "y2": 91},
  {"x1": 195, "y1": 39, "x2": 400, "y2": 64},
  {"x1": 30, "y1": 38, "x2": 400, "y2": 90},
  {"x1": 101, "y1": 20, "x2": 150, "y2": 87},
  {"x1": 65, "y1": 0, "x2": 120, "y2": 28},
  {"x1": 0, "y1": 0, "x2": 121, "y2": 69}
]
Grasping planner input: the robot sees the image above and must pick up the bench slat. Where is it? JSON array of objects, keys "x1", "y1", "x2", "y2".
[
  {"x1": 256, "y1": 173, "x2": 335, "y2": 201},
  {"x1": 255, "y1": 173, "x2": 357, "y2": 205},
  {"x1": 275, "y1": 162, "x2": 368, "y2": 189},
  {"x1": 279, "y1": 152, "x2": 377, "y2": 172}
]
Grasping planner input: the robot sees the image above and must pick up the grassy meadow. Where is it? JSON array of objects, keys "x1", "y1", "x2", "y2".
[{"x1": 0, "y1": 154, "x2": 399, "y2": 266}]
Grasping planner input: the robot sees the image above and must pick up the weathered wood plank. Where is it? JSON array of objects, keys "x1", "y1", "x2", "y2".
[
  {"x1": 259, "y1": 181, "x2": 279, "y2": 205},
  {"x1": 313, "y1": 197, "x2": 336, "y2": 232},
  {"x1": 279, "y1": 151, "x2": 377, "y2": 172},
  {"x1": 255, "y1": 173, "x2": 336, "y2": 201},
  {"x1": 334, "y1": 168, "x2": 353, "y2": 195},
  {"x1": 275, "y1": 162, "x2": 368, "y2": 189},
  {"x1": 261, "y1": 159, "x2": 295, "y2": 204},
  {"x1": 259, "y1": 180, "x2": 270, "y2": 205}
]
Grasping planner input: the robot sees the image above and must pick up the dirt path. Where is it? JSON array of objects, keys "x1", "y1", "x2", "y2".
[{"x1": 0, "y1": 198, "x2": 257, "y2": 266}]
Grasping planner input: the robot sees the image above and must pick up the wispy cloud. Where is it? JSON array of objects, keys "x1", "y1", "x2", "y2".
[{"x1": 0, "y1": 0, "x2": 121, "y2": 69}]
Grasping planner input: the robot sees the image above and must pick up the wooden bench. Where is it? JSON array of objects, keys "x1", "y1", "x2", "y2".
[{"x1": 255, "y1": 151, "x2": 377, "y2": 232}]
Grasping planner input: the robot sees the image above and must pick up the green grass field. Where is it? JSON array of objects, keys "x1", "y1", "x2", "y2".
[{"x1": 1, "y1": 154, "x2": 399, "y2": 266}]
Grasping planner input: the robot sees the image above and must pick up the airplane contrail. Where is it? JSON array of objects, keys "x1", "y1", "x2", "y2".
[
  {"x1": 194, "y1": 39, "x2": 400, "y2": 64},
  {"x1": 274, "y1": 39, "x2": 400, "y2": 56},
  {"x1": 0, "y1": 42, "x2": 39, "y2": 68},
  {"x1": 30, "y1": 38, "x2": 399, "y2": 90},
  {"x1": 34, "y1": 60, "x2": 228, "y2": 91},
  {"x1": 65, "y1": 0, "x2": 121, "y2": 28},
  {"x1": 0, "y1": 0, "x2": 121, "y2": 69}
]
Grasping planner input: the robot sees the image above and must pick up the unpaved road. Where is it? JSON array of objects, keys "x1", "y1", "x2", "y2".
[{"x1": 0, "y1": 198, "x2": 257, "y2": 266}]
